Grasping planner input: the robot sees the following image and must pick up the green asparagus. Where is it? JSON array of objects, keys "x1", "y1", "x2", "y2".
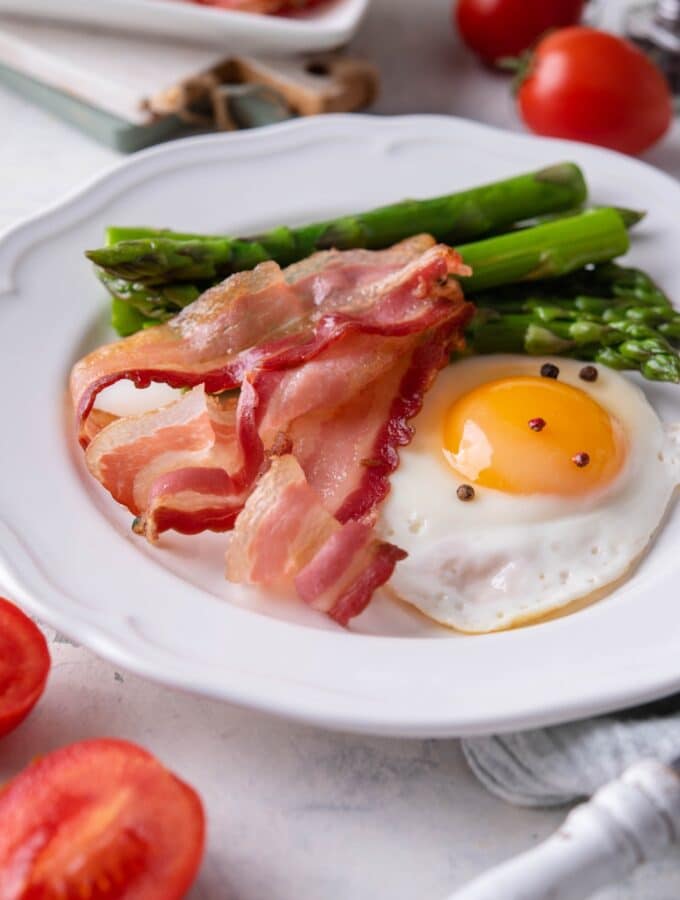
[
  {"x1": 88, "y1": 161, "x2": 680, "y2": 384},
  {"x1": 102, "y1": 204, "x2": 641, "y2": 248},
  {"x1": 99, "y1": 208, "x2": 628, "y2": 321},
  {"x1": 465, "y1": 263, "x2": 680, "y2": 382},
  {"x1": 111, "y1": 297, "x2": 154, "y2": 337},
  {"x1": 507, "y1": 206, "x2": 644, "y2": 232},
  {"x1": 458, "y1": 208, "x2": 629, "y2": 292},
  {"x1": 98, "y1": 270, "x2": 202, "y2": 318},
  {"x1": 87, "y1": 163, "x2": 588, "y2": 284},
  {"x1": 109, "y1": 257, "x2": 680, "y2": 382}
]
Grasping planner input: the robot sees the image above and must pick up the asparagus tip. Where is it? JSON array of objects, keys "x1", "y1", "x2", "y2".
[
  {"x1": 614, "y1": 207, "x2": 646, "y2": 229},
  {"x1": 85, "y1": 249, "x2": 101, "y2": 263}
]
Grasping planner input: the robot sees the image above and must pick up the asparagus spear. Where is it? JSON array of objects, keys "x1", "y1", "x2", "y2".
[
  {"x1": 100, "y1": 208, "x2": 628, "y2": 321},
  {"x1": 98, "y1": 270, "x2": 202, "y2": 318},
  {"x1": 87, "y1": 163, "x2": 588, "y2": 284},
  {"x1": 103, "y1": 204, "x2": 642, "y2": 248},
  {"x1": 507, "y1": 206, "x2": 644, "y2": 232},
  {"x1": 466, "y1": 264, "x2": 680, "y2": 382},
  {"x1": 103, "y1": 230, "x2": 680, "y2": 383},
  {"x1": 111, "y1": 297, "x2": 155, "y2": 337},
  {"x1": 458, "y1": 208, "x2": 629, "y2": 292},
  {"x1": 96, "y1": 196, "x2": 680, "y2": 383},
  {"x1": 105, "y1": 227, "x2": 215, "y2": 245}
]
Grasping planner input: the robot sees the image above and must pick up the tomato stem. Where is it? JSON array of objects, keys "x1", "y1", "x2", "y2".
[{"x1": 497, "y1": 50, "x2": 535, "y2": 95}]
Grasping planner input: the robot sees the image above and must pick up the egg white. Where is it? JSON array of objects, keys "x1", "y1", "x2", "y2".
[{"x1": 378, "y1": 355, "x2": 680, "y2": 633}]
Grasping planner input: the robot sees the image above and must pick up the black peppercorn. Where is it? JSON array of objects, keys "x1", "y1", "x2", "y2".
[
  {"x1": 540, "y1": 363, "x2": 559, "y2": 379},
  {"x1": 579, "y1": 365, "x2": 598, "y2": 383},
  {"x1": 457, "y1": 484, "x2": 475, "y2": 502}
]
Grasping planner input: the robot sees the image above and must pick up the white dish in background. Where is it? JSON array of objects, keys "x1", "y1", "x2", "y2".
[
  {"x1": 0, "y1": 0, "x2": 371, "y2": 54},
  {"x1": 1, "y1": 115, "x2": 680, "y2": 737}
]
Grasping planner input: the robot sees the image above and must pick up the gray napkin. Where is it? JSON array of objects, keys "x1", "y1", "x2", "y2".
[{"x1": 460, "y1": 694, "x2": 680, "y2": 807}]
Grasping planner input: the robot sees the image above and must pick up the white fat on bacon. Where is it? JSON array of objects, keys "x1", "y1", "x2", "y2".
[{"x1": 71, "y1": 238, "x2": 473, "y2": 623}]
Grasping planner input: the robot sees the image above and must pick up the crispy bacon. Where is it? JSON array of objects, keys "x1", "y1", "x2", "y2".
[
  {"x1": 192, "y1": 1, "x2": 287, "y2": 11},
  {"x1": 82, "y1": 241, "x2": 470, "y2": 539},
  {"x1": 85, "y1": 387, "x2": 245, "y2": 539},
  {"x1": 72, "y1": 236, "x2": 439, "y2": 444},
  {"x1": 81, "y1": 408, "x2": 119, "y2": 445},
  {"x1": 191, "y1": 0, "x2": 324, "y2": 14},
  {"x1": 73, "y1": 237, "x2": 472, "y2": 623},
  {"x1": 226, "y1": 456, "x2": 406, "y2": 625},
  {"x1": 296, "y1": 523, "x2": 407, "y2": 626}
]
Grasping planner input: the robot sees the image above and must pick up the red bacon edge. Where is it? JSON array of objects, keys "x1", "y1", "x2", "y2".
[{"x1": 74, "y1": 240, "x2": 473, "y2": 625}]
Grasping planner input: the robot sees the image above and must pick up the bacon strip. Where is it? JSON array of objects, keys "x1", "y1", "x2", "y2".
[
  {"x1": 191, "y1": 1, "x2": 333, "y2": 19},
  {"x1": 80, "y1": 240, "x2": 471, "y2": 538},
  {"x1": 193, "y1": 1, "x2": 287, "y2": 12},
  {"x1": 72, "y1": 236, "x2": 438, "y2": 445},
  {"x1": 226, "y1": 455, "x2": 406, "y2": 625},
  {"x1": 73, "y1": 238, "x2": 473, "y2": 623},
  {"x1": 288, "y1": 321, "x2": 459, "y2": 523},
  {"x1": 296, "y1": 523, "x2": 406, "y2": 626},
  {"x1": 84, "y1": 387, "x2": 245, "y2": 539},
  {"x1": 191, "y1": 0, "x2": 306, "y2": 13}
]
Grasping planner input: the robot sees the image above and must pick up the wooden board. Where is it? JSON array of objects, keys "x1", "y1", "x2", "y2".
[{"x1": 0, "y1": 15, "x2": 378, "y2": 149}]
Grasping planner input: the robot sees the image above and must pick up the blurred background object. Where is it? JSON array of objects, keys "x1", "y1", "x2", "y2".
[
  {"x1": 626, "y1": 1, "x2": 680, "y2": 101},
  {"x1": 0, "y1": 0, "x2": 677, "y2": 158},
  {"x1": 511, "y1": 25, "x2": 673, "y2": 155},
  {"x1": 450, "y1": 0, "x2": 673, "y2": 156},
  {"x1": 0, "y1": 14, "x2": 377, "y2": 151},
  {"x1": 0, "y1": 0, "x2": 371, "y2": 53},
  {"x1": 454, "y1": 0, "x2": 585, "y2": 65}
]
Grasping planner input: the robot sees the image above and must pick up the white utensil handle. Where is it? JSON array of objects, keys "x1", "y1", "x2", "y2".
[{"x1": 449, "y1": 759, "x2": 680, "y2": 900}]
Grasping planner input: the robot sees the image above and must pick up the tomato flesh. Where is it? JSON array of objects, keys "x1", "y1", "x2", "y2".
[
  {"x1": 0, "y1": 739, "x2": 205, "y2": 899},
  {"x1": 454, "y1": 0, "x2": 585, "y2": 65},
  {"x1": 0, "y1": 597, "x2": 50, "y2": 738},
  {"x1": 517, "y1": 27, "x2": 672, "y2": 155}
]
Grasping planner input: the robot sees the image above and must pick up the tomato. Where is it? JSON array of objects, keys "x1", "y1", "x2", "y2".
[
  {"x1": 454, "y1": 0, "x2": 585, "y2": 65},
  {"x1": 0, "y1": 596, "x2": 50, "y2": 738},
  {"x1": 0, "y1": 739, "x2": 205, "y2": 899},
  {"x1": 517, "y1": 27, "x2": 672, "y2": 156}
]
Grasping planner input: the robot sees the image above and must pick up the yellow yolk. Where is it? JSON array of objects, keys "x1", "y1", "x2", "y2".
[{"x1": 443, "y1": 376, "x2": 626, "y2": 496}]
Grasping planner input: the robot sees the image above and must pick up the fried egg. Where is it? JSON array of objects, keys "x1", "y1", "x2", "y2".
[{"x1": 378, "y1": 355, "x2": 680, "y2": 633}]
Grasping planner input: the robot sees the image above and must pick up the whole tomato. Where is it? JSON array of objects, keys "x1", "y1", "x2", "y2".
[
  {"x1": 454, "y1": 0, "x2": 585, "y2": 65},
  {"x1": 517, "y1": 27, "x2": 672, "y2": 156}
]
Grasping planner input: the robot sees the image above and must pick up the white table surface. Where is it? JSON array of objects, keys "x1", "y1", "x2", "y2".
[{"x1": 1, "y1": 1, "x2": 680, "y2": 897}]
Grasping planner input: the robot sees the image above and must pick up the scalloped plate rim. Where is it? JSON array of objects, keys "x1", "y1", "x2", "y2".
[{"x1": 2, "y1": 114, "x2": 680, "y2": 737}]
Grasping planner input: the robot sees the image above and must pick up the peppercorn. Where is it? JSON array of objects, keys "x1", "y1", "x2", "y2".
[
  {"x1": 579, "y1": 365, "x2": 599, "y2": 383},
  {"x1": 457, "y1": 484, "x2": 475, "y2": 502},
  {"x1": 540, "y1": 363, "x2": 560, "y2": 379},
  {"x1": 528, "y1": 417, "x2": 546, "y2": 432},
  {"x1": 572, "y1": 452, "x2": 590, "y2": 468}
]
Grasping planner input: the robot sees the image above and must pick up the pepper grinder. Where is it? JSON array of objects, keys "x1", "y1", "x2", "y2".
[
  {"x1": 448, "y1": 757, "x2": 680, "y2": 900},
  {"x1": 626, "y1": 0, "x2": 680, "y2": 101}
]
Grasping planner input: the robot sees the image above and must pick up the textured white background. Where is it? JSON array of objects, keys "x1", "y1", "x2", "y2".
[{"x1": 1, "y1": 0, "x2": 680, "y2": 897}]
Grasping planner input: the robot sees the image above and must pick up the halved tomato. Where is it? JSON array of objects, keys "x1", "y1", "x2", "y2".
[
  {"x1": 0, "y1": 596, "x2": 50, "y2": 737},
  {"x1": 0, "y1": 738, "x2": 205, "y2": 898}
]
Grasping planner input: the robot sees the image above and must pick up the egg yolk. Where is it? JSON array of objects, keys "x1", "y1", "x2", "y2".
[{"x1": 443, "y1": 376, "x2": 626, "y2": 496}]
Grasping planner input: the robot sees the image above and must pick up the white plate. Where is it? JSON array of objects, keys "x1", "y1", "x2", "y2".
[
  {"x1": 0, "y1": 0, "x2": 370, "y2": 54},
  {"x1": 2, "y1": 115, "x2": 680, "y2": 737}
]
